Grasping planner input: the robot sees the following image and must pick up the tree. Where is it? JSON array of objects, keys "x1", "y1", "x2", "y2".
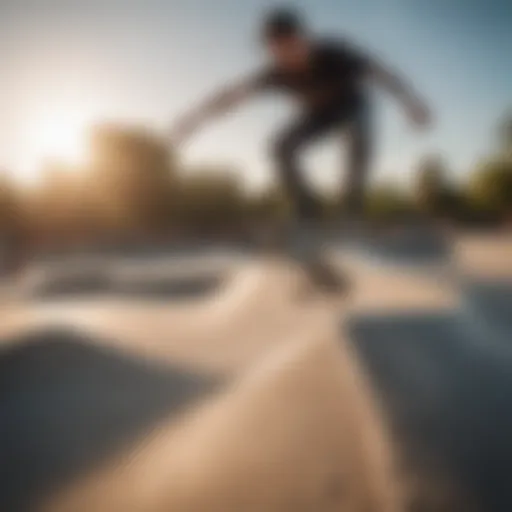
[
  {"x1": 0, "y1": 174, "x2": 31, "y2": 273},
  {"x1": 174, "y1": 167, "x2": 245, "y2": 232},
  {"x1": 467, "y1": 158, "x2": 512, "y2": 222},
  {"x1": 366, "y1": 184, "x2": 414, "y2": 223},
  {"x1": 26, "y1": 161, "x2": 79, "y2": 244},
  {"x1": 413, "y1": 155, "x2": 450, "y2": 218},
  {"x1": 463, "y1": 112, "x2": 512, "y2": 224},
  {"x1": 247, "y1": 185, "x2": 290, "y2": 223},
  {"x1": 87, "y1": 124, "x2": 176, "y2": 233},
  {"x1": 0, "y1": 174, "x2": 20, "y2": 233}
]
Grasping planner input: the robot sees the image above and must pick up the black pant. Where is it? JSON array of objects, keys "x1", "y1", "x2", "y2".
[{"x1": 272, "y1": 101, "x2": 372, "y2": 221}]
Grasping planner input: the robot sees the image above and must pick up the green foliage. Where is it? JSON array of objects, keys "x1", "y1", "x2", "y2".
[
  {"x1": 247, "y1": 186, "x2": 291, "y2": 222},
  {"x1": 0, "y1": 175, "x2": 29, "y2": 263},
  {"x1": 0, "y1": 175, "x2": 19, "y2": 230},
  {"x1": 174, "y1": 167, "x2": 245, "y2": 230},
  {"x1": 4, "y1": 110, "x2": 512, "y2": 248},
  {"x1": 413, "y1": 154, "x2": 450, "y2": 217},
  {"x1": 467, "y1": 157, "x2": 512, "y2": 220},
  {"x1": 87, "y1": 124, "x2": 176, "y2": 232},
  {"x1": 498, "y1": 110, "x2": 512, "y2": 156},
  {"x1": 366, "y1": 185, "x2": 415, "y2": 222}
]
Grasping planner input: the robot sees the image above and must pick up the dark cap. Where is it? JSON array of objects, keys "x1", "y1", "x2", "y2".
[{"x1": 262, "y1": 7, "x2": 305, "y2": 41}]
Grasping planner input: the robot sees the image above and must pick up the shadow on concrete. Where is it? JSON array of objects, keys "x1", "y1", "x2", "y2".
[
  {"x1": 34, "y1": 241, "x2": 253, "y2": 266},
  {"x1": 348, "y1": 228, "x2": 452, "y2": 267},
  {"x1": 347, "y1": 311, "x2": 512, "y2": 511},
  {"x1": 26, "y1": 271, "x2": 112, "y2": 299},
  {"x1": 113, "y1": 274, "x2": 225, "y2": 300},
  {"x1": 459, "y1": 279, "x2": 512, "y2": 341},
  {"x1": 26, "y1": 273, "x2": 224, "y2": 302},
  {"x1": 0, "y1": 327, "x2": 220, "y2": 512}
]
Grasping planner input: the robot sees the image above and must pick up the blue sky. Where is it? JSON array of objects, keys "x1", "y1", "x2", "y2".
[{"x1": 1, "y1": 0, "x2": 511, "y2": 189}]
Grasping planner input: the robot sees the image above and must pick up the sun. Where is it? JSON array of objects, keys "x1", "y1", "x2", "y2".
[{"x1": 17, "y1": 107, "x2": 93, "y2": 186}]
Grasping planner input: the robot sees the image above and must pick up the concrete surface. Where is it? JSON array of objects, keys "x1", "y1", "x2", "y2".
[{"x1": 0, "y1": 233, "x2": 510, "y2": 512}]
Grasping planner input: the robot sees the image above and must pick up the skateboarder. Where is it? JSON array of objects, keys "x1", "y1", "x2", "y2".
[
  {"x1": 171, "y1": 7, "x2": 431, "y2": 225},
  {"x1": 171, "y1": 7, "x2": 432, "y2": 293}
]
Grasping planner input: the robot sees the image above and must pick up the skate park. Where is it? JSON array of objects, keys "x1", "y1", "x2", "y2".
[
  {"x1": 1, "y1": 232, "x2": 511, "y2": 512},
  {"x1": 1, "y1": 3, "x2": 511, "y2": 509}
]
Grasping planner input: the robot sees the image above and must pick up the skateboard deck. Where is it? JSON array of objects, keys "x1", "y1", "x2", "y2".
[{"x1": 252, "y1": 223, "x2": 350, "y2": 296}]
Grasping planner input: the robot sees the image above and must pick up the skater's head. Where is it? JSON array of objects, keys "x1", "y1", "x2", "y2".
[{"x1": 262, "y1": 8, "x2": 310, "y2": 69}]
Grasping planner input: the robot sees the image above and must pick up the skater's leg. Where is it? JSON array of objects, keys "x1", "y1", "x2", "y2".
[
  {"x1": 343, "y1": 102, "x2": 373, "y2": 221},
  {"x1": 272, "y1": 114, "x2": 336, "y2": 221},
  {"x1": 272, "y1": 113, "x2": 351, "y2": 295}
]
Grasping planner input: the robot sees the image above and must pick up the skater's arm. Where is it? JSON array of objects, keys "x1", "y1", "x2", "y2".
[
  {"x1": 171, "y1": 74, "x2": 264, "y2": 144},
  {"x1": 335, "y1": 39, "x2": 431, "y2": 128},
  {"x1": 366, "y1": 59, "x2": 432, "y2": 127}
]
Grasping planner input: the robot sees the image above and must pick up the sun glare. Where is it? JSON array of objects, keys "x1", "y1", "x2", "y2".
[{"x1": 18, "y1": 108, "x2": 94, "y2": 186}]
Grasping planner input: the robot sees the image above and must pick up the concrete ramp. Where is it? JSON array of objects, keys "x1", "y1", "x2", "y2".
[
  {"x1": 1, "y1": 235, "x2": 511, "y2": 512},
  {"x1": 340, "y1": 243, "x2": 512, "y2": 512},
  {"x1": 455, "y1": 234, "x2": 512, "y2": 345},
  {"x1": 21, "y1": 260, "x2": 226, "y2": 301},
  {"x1": 7, "y1": 258, "x2": 341, "y2": 375},
  {"x1": 1, "y1": 257, "x2": 399, "y2": 512},
  {"x1": 43, "y1": 331, "x2": 400, "y2": 512},
  {"x1": 0, "y1": 327, "x2": 218, "y2": 512}
]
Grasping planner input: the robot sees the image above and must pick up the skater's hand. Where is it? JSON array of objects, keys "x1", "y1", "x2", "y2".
[{"x1": 406, "y1": 99, "x2": 432, "y2": 130}]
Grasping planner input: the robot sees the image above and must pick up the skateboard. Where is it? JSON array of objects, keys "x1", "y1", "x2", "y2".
[{"x1": 253, "y1": 222, "x2": 351, "y2": 296}]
